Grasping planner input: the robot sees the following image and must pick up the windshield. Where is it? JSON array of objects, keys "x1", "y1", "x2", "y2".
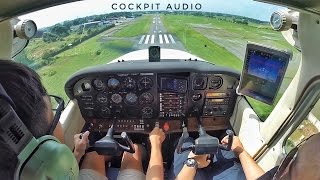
[{"x1": 15, "y1": 0, "x2": 300, "y2": 120}]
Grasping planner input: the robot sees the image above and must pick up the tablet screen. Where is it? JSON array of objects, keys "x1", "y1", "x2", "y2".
[{"x1": 239, "y1": 43, "x2": 291, "y2": 104}]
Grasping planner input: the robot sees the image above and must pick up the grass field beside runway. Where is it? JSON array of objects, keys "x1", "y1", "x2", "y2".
[
  {"x1": 161, "y1": 14, "x2": 301, "y2": 120},
  {"x1": 162, "y1": 15, "x2": 243, "y2": 71},
  {"x1": 36, "y1": 16, "x2": 153, "y2": 100},
  {"x1": 114, "y1": 15, "x2": 153, "y2": 37},
  {"x1": 38, "y1": 30, "x2": 134, "y2": 100}
]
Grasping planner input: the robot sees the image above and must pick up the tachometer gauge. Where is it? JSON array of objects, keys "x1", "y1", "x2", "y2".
[
  {"x1": 139, "y1": 77, "x2": 153, "y2": 90},
  {"x1": 125, "y1": 93, "x2": 138, "y2": 105},
  {"x1": 270, "y1": 11, "x2": 292, "y2": 31},
  {"x1": 111, "y1": 93, "x2": 122, "y2": 104},
  {"x1": 108, "y1": 78, "x2": 120, "y2": 89},
  {"x1": 141, "y1": 107, "x2": 153, "y2": 119},
  {"x1": 139, "y1": 92, "x2": 154, "y2": 104},
  {"x1": 123, "y1": 77, "x2": 136, "y2": 90}
]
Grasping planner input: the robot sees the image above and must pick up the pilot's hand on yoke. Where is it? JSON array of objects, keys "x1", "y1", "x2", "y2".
[
  {"x1": 221, "y1": 135, "x2": 244, "y2": 156},
  {"x1": 188, "y1": 151, "x2": 211, "y2": 169},
  {"x1": 74, "y1": 130, "x2": 90, "y2": 163},
  {"x1": 149, "y1": 127, "x2": 166, "y2": 148}
]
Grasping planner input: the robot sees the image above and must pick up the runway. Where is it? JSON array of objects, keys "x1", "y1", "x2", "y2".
[{"x1": 133, "y1": 15, "x2": 185, "y2": 51}]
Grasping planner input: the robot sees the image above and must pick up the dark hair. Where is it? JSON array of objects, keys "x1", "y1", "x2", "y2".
[{"x1": 0, "y1": 60, "x2": 50, "y2": 179}]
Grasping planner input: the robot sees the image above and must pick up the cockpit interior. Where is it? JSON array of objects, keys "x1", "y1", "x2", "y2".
[{"x1": 1, "y1": 0, "x2": 320, "y2": 179}]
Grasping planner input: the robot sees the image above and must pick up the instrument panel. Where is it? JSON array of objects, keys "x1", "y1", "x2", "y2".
[{"x1": 65, "y1": 60, "x2": 240, "y2": 134}]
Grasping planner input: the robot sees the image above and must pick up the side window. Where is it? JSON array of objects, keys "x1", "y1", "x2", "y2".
[
  {"x1": 248, "y1": 48, "x2": 301, "y2": 121},
  {"x1": 284, "y1": 100, "x2": 320, "y2": 153}
]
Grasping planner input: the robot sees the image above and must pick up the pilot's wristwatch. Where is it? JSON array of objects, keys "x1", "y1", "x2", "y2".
[{"x1": 184, "y1": 158, "x2": 198, "y2": 169}]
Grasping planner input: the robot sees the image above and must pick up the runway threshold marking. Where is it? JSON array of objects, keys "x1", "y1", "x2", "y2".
[
  {"x1": 159, "y1": 34, "x2": 163, "y2": 44},
  {"x1": 138, "y1": 35, "x2": 145, "y2": 44},
  {"x1": 169, "y1": 34, "x2": 176, "y2": 44},
  {"x1": 144, "y1": 35, "x2": 150, "y2": 44},
  {"x1": 164, "y1": 34, "x2": 169, "y2": 44}
]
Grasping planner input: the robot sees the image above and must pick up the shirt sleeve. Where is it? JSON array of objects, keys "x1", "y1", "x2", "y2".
[{"x1": 257, "y1": 166, "x2": 279, "y2": 180}]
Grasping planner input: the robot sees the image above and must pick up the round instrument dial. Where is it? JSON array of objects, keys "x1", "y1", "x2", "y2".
[
  {"x1": 96, "y1": 93, "x2": 108, "y2": 104},
  {"x1": 100, "y1": 106, "x2": 111, "y2": 118},
  {"x1": 270, "y1": 11, "x2": 292, "y2": 31},
  {"x1": 141, "y1": 107, "x2": 153, "y2": 119},
  {"x1": 108, "y1": 78, "x2": 120, "y2": 89},
  {"x1": 93, "y1": 79, "x2": 106, "y2": 91},
  {"x1": 139, "y1": 92, "x2": 154, "y2": 104},
  {"x1": 270, "y1": 12, "x2": 283, "y2": 30},
  {"x1": 193, "y1": 77, "x2": 206, "y2": 90},
  {"x1": 111, "y1": 93, "x2": 122, "y2": 104},
  {"x1": 15, "y1": 20, "x2": 37, "y2": 40},
  {"x1": 139, "y1": 77, "x2": 153, "y2": 90},
  {"x1": 209, "y1": 76, "x2": 223, "y2": 89},
  {"x1": 123, "y1": 77, "x2": 136, "y2": 90},
  {"x1": 125, "y1": 93, "x2": 138, "y2": 105}
]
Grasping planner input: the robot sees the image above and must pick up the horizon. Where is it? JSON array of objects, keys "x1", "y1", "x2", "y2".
[{"x1": 20, "y1": 0, "x2": 285, "y2": 28}]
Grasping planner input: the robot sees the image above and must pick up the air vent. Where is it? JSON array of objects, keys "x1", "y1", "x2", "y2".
[{"x1": 209, "y1": 76, "x2": 223, "y2": 90}]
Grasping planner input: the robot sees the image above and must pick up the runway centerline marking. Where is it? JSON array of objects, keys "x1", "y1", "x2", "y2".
[
  {"x1": 164, "y1": 34, "x2": 169, "y2": 44},
  {"x1": 138, "y1": 35, "x2": 145, "y2": 44},
  {"x1": 151, "y1": 35, "x2": 155, "y2": 44},
  {"x1": 159, "y1": 34, "x2": 163, "y2": 44},
  {"x1": 144, "y1": 35, "x2": 150, "y2": 44},
  {"x1": 169, "y1": 34, "x2": 176, "y2": 44}
]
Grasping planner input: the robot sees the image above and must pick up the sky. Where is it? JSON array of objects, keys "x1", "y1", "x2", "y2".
[{"x1": 20, "y1": 0, "x2": 285, "y2": 28}]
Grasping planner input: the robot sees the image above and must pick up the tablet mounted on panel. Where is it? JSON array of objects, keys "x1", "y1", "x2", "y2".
[{"x1": 237, "y1": 42, "x2": 292, "y2": 105}]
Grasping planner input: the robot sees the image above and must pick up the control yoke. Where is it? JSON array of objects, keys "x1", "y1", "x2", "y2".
[
  {"x1": 176, "y1": 109, "x2": 234, "y2": 155},
  {"x1": 87, "y1": 115, "x2": 135, "y2": 156}
]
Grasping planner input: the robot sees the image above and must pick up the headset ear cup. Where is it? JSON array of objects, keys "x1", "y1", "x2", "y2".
[{"x1": 18, "y1": 135, "x2": 79, "y2": 180}]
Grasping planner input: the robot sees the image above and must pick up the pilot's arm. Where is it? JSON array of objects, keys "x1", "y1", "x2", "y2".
[
  {"x1": 221, "y1": 135, "x2": 265, "y2": 180},
  {"x1": 146, "y1": 127, "x2": 166, "y2": 180},
  {"x1": 73, "y1": 130, "x2": 90, "y2": 163},
  {"x1": 175, "y1": 152, "x2": 210, "y2": 180}
]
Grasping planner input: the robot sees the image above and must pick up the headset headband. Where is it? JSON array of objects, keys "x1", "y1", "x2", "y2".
[{"x1": 0, "y1": 84, "x2": 16, "y2": 110}]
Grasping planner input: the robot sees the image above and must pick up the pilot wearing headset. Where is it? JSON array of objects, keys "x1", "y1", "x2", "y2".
[{"x1": 0, "y1": 60, "x2": 165, "y2": 180}]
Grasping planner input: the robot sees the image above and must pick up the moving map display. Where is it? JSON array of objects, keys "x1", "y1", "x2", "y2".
[{"x1": 239, "y1": 43, "x2": 291, "y2": 104}]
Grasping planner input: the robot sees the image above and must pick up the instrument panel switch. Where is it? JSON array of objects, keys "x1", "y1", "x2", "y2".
[{"x1": 163, "y1": 122, "x2": 170, "y2": 132}]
